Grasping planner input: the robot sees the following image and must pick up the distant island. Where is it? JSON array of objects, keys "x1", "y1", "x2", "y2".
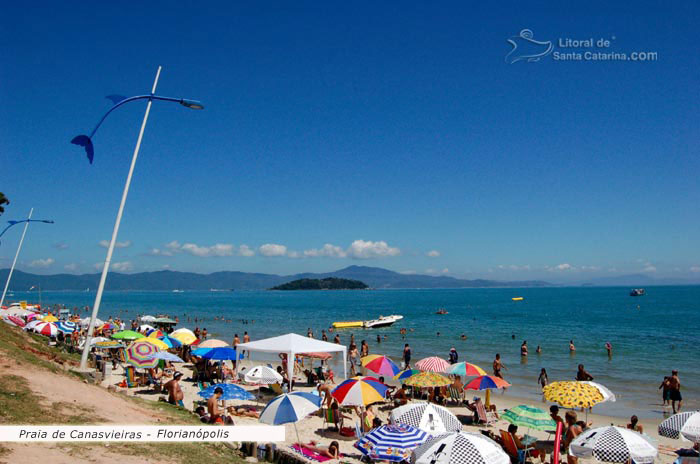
[{"x1": 270, "y1": 277, "x2": 369, "y2": 290}]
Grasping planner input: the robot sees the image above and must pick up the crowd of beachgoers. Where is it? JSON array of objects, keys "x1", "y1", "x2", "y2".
[{"x1": 2, "y1": 302, "x2": 698, "y2": 464}]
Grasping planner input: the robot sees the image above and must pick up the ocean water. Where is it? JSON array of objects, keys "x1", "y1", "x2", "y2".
[{"x1": 10, "y1": 286, "x2": 699, "y2": 418}]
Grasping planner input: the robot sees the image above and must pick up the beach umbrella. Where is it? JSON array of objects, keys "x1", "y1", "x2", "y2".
[
  {"x1": 88, "y1": 337, "x2": 110, "y2": 345},
  {"x1": 199, "y1": 339, "x2": 229, "y2": 348},
  {"x1": 259, "y1": 392, "x2": 321, "y2": 444},
  {"x1": 244, "y1": 365, "x2": 284, "y2": 385},
  {"x1": 24, "y1": 319, "x2": 41, "y2": 331},
  {"x1": 197, "y1": 383, "x2": 255, "y2": 401},
  {"x1": 33, "y1": 321, "x2": 58, "y2": 337},
  {"x1": 502, "y1": 405, "x2": 556, "y2": 431},
  {"x1": 26, "y1": 312, "x2": 39, "y2": 321},
  {"x1": 581, "y1": 381, "x2": 616, "y2": 403},
  {"x1": 200, "y1": 347, "x2": 241, "y2": 361},
  {"x1": 659, "y1": 411, "x2": 700, "y2": 443},
  {"x1": 170, "y1": 331, "x2": 197, "y2": 345},
  {"x1": 355, "y1": 424, "x2": 430, "y2": 462},
  {"x1": 6, "y1": 315, "x2": 26, "y2": 327},
  {"x1": 362, "y1": 354, "x2": 401, "y2": 377},
  {"x1": 141, "y1": 337, "x2": 170, "y2": 350},
  {"x1": 79, "y1": 317, "x2": 103, "y2": 327},
  {"x1": 99, "y1": 322, "x2": 118, "y2": 332},
  {"x1": 411, "y1": 431, "x2": 510, "y2": 464},
  {"x1": 390, "y1": 402, "x2": 462, "y2": 434},
  {"x1": 331, "y1": 376, "x2": 388, "y2": 406},
  {"x1": 112, "y1": 330, "x2": 145, "y2": 341},
  {"x1": 404, "y1": 372, "x2": 452, "y2": 388},
  {"x1": 445, "y1": 362, "x2": 487, "y2": 378},
  {"x1": 140, "y1": 315, "x2": 156, "y2": 322},
  {"x1": 394, "y1": 369, "x2": 422, "y2": 381},
  {"x1": 569, "y1": 426, "x2": 657, "y2": 464},
  {"x1": 464, "y1": 375, "x2": 511, "y2": 391},
  {"x1": 95, "y1": 340, "x2": 124, "y2": 349},
  {"x1": 159, "y1": 335, "x2": 182, "y2": 349},
  {"x1": 171, "y1": 327, "x2": 195, "y2": 337},
  {"x1": 154, "y1": 317, "x2": 177, "y2": 324},
  {"x1": 543, "y1": 381, "x2": 604, "y2": 409},
  {"x1": 191, "y1": 347, "x2": 213, "y2": 357},
  {"x1": 56, "y1": 321, "x2": 77, "y2": 334},
  {"x1": 149, "y1": 351, "x2": 184, "y2": 363},
  {"x1": 147, "y1": 329, "x2": 164, "y2": 338},
  {"x1": 125, "y1": 340, "x2": 160, "y2": 368},
  {"x1": 139, "y1": 324, "x2": 155, "y2": 333},
  {"x1": 4, "y1": 307, "x2": 32, "y2": 317},
  {"x1": 415, "y1": 357, "x2": 451, "y2": 373},
  {"x1": 42, "y1": 314, "x2": 58, "y2": 322}
]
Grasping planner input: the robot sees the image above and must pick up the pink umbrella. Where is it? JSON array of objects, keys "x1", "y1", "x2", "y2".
[
  {"x1": 415, "y1": 357, "x2": 451, "y2": 373},
  {"x1": 198, "y1": 339, "x2": 229, "y2": 348}
]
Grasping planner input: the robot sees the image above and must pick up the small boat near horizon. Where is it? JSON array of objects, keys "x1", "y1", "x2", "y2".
[
  {"x1": 630, "y1": 288, "x2": 645, "y2": 296},
  {"x1": 172, "y1": 289, "x2": 184, "y2": 293},
  {"x1": 435, "y1": 308, "x2": 449, "y2": 315}
]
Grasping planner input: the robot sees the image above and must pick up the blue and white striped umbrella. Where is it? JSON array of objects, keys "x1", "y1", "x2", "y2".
[
  {"x1": 197, "y1": 383, "x2": 255, "y2": 401},
  {"x1": 149, "y1": 351, "x2": 184, "y2": 363},
  {"x1": 57, "y1": 321, "x2": 77, "y2": 334},
  {"x1": 259, "y1": 392, "x2": 321, "y2": 425},
  {"x1": 356, "y1": 424, "x2": 430, "y2": 462}
]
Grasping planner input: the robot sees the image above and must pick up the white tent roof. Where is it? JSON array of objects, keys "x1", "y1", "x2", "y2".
[
  {"x1": 237, "y1": 333, "x2": 347, "y2": 387},
  {"x1": 237, "y1": 333, "x2": 345, "y2": 354}
]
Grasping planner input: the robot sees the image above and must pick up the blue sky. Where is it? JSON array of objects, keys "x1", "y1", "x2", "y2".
[{"x1": 1, "y1": 1, "x2": 699, "y2": 282}]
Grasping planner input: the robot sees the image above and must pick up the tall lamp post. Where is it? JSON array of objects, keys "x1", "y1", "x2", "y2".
[
  {"x1": 0, "y1": 208, "x2": 54, "y2": 308},
  {"x1": 73, "y1": 66, "x2": 203, "y2": 370}
]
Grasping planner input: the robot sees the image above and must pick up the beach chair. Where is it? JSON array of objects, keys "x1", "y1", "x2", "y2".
[
  {"x1": 499, "y1": 430, "x2": 533, "y2": 464},
  {"x1": 321, "y1": 407, "x2": 343, "y2": 432},
  {"x1": 270, "y1": 383, "x2": 284, "y2": 395},
  {"x1": 476, "y1": 401, "x2": 497, "y2": 426},
  {"x1": 355, "y1": 421, "x2": 364, "y2": 439},
  {"x1": 124, "y1": 366, "x2": 137, "y2": 388},
  {"x1": 446, "y1": 385, "x2": 464, "y2": 406}
]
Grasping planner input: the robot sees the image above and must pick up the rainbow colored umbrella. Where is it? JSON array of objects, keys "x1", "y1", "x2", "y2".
[
  {"x1": 125, "y1": 340, "x2": 160, "y2": 368},
  {"x1": 464, "y1": 375, "x2": 511, "y2": 391},
  {"x1": 415, "y1": 356, "x2": 450, "y2": 373},
  {"x1": 331, "y1": 376, "x2": 388, "y2": 406},
  {"x1": 147, "y1": 329, "x2": 165, "y2": 338},
  {"x1": 445, "y1": 361, "x2": 487, "y2": 377},
  {"x1": 361, "y1": 355, "x2": 401, "y2": 377},
  {"x1": 394, "y1": 369, "x2": 421, "y2": 381}
]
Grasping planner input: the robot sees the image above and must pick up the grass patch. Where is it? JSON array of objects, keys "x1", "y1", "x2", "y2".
[{"x1": 0, "y1": 324, "x2": 82, "y2": 377}]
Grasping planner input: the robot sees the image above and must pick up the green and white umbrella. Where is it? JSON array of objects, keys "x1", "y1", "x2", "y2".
[{"x1": 502, "y1": 405, "x2": 556, "y2": 431}]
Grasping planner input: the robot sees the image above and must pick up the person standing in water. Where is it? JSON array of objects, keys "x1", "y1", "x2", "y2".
[
  {"x1": 668, "y1": 370, "x2": 682, "y2": 413},
  {"x1": 521, "y1": 341, "x2": 528, "y2": 357},
  {"x1": 538, "y1": 368, "x2": 549, "y2": 388},
  {"x1": 605, "y1": 342, "x2": 612, "y2": 358},
  {"x1": 403, "y1": 343, "x2": 412, "y2": 369},
  {"x1": 569, "y1": 340, "x2": 576, "y2": 352},
  {"x1": 576, "y1": 364, "x2": 593, "y2": 381},
  {"x1": 493, "y1": 354, "x2": 506, "y2": 378}
]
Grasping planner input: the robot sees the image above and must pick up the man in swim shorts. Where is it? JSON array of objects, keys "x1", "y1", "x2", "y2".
[{"x1": 669, "y1": 370, "x2": 682, "y2": 413}]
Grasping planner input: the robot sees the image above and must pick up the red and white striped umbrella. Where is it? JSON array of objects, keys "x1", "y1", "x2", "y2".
[
  {"x1": 34, "y1": 321, "x2": 58, "y2": 337},
  {"x1": 415, "y1": 356, "x2": 451, "y2": 373}
]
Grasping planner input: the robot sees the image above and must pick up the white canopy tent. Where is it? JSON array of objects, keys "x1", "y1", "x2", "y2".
[{"x1": 236, "y1": 333, "x2": 347, "y2": 390}]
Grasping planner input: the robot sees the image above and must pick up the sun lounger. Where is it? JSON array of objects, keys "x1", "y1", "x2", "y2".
[
  {"x1": 446, "y1": 385, "x2": 464, "y2": 405},
  {"x1": 476, "y1": 401, "x2": 498, "y2": 426},
  {"x1": 500, "y1": 430, "x2": 534, "y2": 464},
  {"x1": 124, "y1": 366, "x2": 137, "y2": 388}
]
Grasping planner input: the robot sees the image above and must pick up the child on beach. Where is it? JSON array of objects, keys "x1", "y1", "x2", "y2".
[{"x1": 538, "y1": 368, "x2": 548, "y2": 388}]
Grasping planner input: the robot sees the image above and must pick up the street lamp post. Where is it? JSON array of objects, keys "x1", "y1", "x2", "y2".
[
  {"x1": 0, "y1": 208, "x2": 54, "y2": 308},
  {"x1": 74, "y1": 66, "x2": 203, "y2": 370}
]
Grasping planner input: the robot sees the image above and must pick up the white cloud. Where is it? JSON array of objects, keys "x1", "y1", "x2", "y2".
[
  {"x1": 165, "y1": 240, "x2": 182, "y2": 251},
  {"x1": 304, "y1": 244, "x2": 348, "y2": 258},
  {"x1": 643, "y1": 264, "x2": 657, "y2": 273},
  {"x1": 64, "y1": 263, "x2": 78, "y2": 272},
  {"x1": 287, "y1": 250, "x2": 301, "y2": 259},
  {"x1": 426, "y1": 250, "x2": 441, "y2": 258},
  {"x1": 425, "y1": 268, "x2": 450, "y2": 275},
  {"x1": 555, "y1": 263, "x2": 573, "y2": 271},
  {"x1": 147, "y1": 247, "x2": 174, "y2": 257},
  {"x1": 238, "y1": 245, "x2": 255, "y2": 257},
  {"x1": 99, "y1": 239, "x2": 132, "y2": 249},
  {"x1": 29, "y1": 258, "x2": 54, "y2": 268},
  {"x1": 347, "y1": 240, "x2": 400, "y2": 259},
  {"x1": 400, "y1": 270, "x2": 417, "y2": 275},
  {"x1": 691, "y1": 266, "x2": 700, "y2": 273},
  {"x1": 181, "y1": 243, "x2": 234, "y2": 257},
  {"x1": 580, "y1": 265, "x2": 601, "y2": 271},
  {"x1": 94, "y1": 261, "x2": 133, "y2": 272},
  {"x1": 259, "y1": 244, "x2": 288, "y2": 257},
  {"x1": 498, "y1": 264, "x2": 531, "y2": 271}
]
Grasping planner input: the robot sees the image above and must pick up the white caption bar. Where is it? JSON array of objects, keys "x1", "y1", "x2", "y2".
[{"x1": 0, "y1": 425, "x2": 285, "y2": 442}]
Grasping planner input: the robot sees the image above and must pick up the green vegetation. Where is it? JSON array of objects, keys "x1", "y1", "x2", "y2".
[
  {"x1": 0, "y1": 192, "x2": 8, "y2": 215},
  {"x1": 0, "y1": 324, "x2": 82, "y2": 376},
  {"x1": 270, "y1": 277, "x2": 369, "y2": 290}
]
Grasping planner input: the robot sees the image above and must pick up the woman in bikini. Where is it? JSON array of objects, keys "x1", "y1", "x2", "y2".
[{"x1": 295, "y1": 440, "x2": 340, "y2": 459}]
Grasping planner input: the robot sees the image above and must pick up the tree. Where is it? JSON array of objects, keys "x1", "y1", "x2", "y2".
[{"x1": 0, "y1": 192, "x2": 8, "y2": 216}]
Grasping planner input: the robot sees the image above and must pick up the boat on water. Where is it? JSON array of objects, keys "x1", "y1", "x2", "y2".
[
  {"x1": 512, "y1": 297, "x2": 524, "y2": 301},
  {"x1": 435, "y1": 308, "x2": 449, "y2": 315},
  {"x1": 630, "y1": 288, "x2": 645, "y2": 296},
  {"x1": 332, "y1": 314, "x2": 403, "y2": 329},
  {"x1": 172, "y1": 289, "x2": 184, "y2": 293}
]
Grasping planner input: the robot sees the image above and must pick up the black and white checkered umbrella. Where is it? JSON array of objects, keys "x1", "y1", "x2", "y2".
[
  {"x1": 390, "y1": 402, "x2": 462, "y2": 434},
  {"x1": 244, "y1": 365, "x2": 283, "y2": 385},
  {"x1": 411, "y1": 431, "x2": 510, "y2": 464},
  {"x1": 570, "y1": 426, "x2": 657, "y2": 464},
  {"x1": 659, "y1": 411, "x2": 700, "y2": 443}
]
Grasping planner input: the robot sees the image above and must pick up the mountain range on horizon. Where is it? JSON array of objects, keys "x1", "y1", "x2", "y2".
[
  {"x1": 1, "y1": 265, "x2": 551, "y2": 291},
  {"x1": 1, "y1": 265, "x2": 695, "y2": 292}
]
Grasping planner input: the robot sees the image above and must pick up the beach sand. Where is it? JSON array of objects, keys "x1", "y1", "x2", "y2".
[{"x1": 99, "y1": 358, "x2": 685, "y2": 464}]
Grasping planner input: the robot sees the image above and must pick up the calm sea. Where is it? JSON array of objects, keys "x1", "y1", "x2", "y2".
[{"x1": 11, "y1": 286, "x2": 699, "y2": 418}]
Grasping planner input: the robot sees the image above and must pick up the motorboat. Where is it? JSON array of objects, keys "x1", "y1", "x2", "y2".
[
  {"x1": 363, "y1": 314, "x2": 403, "y2": 328},
  {"x1": 435, "y1": 308, "x2": 449, "y2": 315},
  {"x1": 630, "y1": 288, "x2": 645, "y2": 296}
]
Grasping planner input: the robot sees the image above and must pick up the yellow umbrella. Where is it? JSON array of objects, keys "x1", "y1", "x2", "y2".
[
  {"x1": 170, "y1": 331, "x2": 197, "y2": 345},
  {"x1": 543, "y1": 381, "x2": 604, "y2": 408},
  {"x1": 403, "y1": 371, "x2": 452, "y2": 387},
  {"x1": 141, "y1": 337, "x2": 169, "y2": 350},
  {"x1": 42, "y1": 314, "x2": 58, "y2": 322}
]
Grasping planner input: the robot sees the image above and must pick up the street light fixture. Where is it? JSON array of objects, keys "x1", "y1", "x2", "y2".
[
  {"x1": 72, "y1": 66, "x2": 203, "y2": 370},
  {"x1": 0, "y1": 208, "x2": 54, "y2": 308}
]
